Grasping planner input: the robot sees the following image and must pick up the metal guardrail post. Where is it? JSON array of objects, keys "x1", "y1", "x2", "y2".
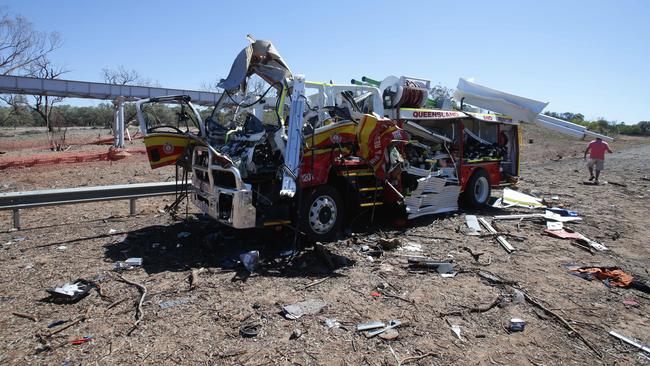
[
  {"x1": 129, "y1": 199, "x2": 136, "y2": 215},
  {"x1": 12, "y1": 209, "x2": 20, "y2": 230}
]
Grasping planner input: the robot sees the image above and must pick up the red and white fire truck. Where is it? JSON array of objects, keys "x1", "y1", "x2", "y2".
[{"x1": 137, "y1": 38, "x2": 611, "y2": 242}]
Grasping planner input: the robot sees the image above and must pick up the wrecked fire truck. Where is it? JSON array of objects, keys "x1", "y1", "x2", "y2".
[{"x1": 137, "y1": 38, "x2": 612, "y2": 242}]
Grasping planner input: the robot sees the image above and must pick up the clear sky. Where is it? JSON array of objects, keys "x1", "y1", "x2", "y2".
[{"x1": 3, "y1": 0, "x2": 649, "y2": 123}]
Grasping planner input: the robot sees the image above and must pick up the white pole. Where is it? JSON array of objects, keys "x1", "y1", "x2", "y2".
[
  {"x1": 113, "y1": 106, "x2": 120, "y2": 147},
  {"x1": 117, "y1": 99, "x2": 125, "y2": 148}
]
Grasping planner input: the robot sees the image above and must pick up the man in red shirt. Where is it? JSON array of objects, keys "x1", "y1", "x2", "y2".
[{"x1": 583, "y1": 137, "x2": 613, "y2": 184}]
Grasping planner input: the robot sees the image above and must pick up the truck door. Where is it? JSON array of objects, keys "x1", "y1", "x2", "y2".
[{"x1": 136, "y1": 96, "x2": 206, "y2": 169}]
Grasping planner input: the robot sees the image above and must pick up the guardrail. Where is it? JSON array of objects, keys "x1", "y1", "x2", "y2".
[{"x1": 0, "y1": 181, "x2": 190, "y2": 230}]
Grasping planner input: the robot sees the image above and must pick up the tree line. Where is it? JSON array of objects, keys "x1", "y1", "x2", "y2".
[{"x1": 543, "y1": 111, "x2": 650, "y2": 137}]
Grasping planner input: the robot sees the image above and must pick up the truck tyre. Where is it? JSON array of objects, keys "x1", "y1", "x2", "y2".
[
  {"x1": 464, "y1": 169, "x2": 491, "y2": 208},
  {"x1": 299, "y1": 185, "x2": 342, "y2": 243}
]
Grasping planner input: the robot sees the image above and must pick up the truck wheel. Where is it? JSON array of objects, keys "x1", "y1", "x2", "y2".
[
  {"x1": 299, "y1": 185, "x2": 342, "y2": 242},
  {"x1": 464, "y1": 169, "x2": 491, "y2": 208}
]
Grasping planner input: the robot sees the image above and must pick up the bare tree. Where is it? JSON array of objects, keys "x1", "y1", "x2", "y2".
[
  {"x1": 102, "y1": 65, "x2": 159, "y2": 86},
  {"x1": 26, "y1": 57, "x2": 67, "y2": 133},
  {"x1": 0, "y1": 9, "x2": 61, "y2": 131},
  {"x1": 0, "y1": 9, "x2": 61, "y2": 76},
  {"x1": 200, "y1": 79, "x2": 222, "y2": 93}
]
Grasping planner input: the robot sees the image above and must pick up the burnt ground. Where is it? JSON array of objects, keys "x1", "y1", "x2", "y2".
[{"x1": 0, "y1": 126, "x2": 649, "y2": 365}]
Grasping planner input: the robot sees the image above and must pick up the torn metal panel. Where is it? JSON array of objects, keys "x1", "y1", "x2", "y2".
[
  {"x1": 454, "y1": 78, "x2": 548, "y2": 124},
  {"x1": 219, "y1": 39, "x2": 292, "y2": 93},
  {"x1": 465, "y1": 215, "x2": 482, "y2": 236},
  {"x1": 280, "y1": 75, "x2": 305, "y2": 197}
]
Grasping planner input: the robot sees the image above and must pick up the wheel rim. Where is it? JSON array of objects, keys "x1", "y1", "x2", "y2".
[
  {"x1": 474, "y1": 176, "x2": 490, "y2": 203},
  {"x1": 308, "y1": 195, "x2": 337, "y2": 234}
]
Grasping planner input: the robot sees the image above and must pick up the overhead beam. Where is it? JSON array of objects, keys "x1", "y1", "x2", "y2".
[{"x1": 0, "y1": 75, "x2": 221, "y2": 106}]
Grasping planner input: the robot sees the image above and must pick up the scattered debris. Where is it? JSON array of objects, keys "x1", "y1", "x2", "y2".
[
  {"x1": 159, "y1": 298, "x2": 189, "y2": 309},
  {"x1": 546, "y1": 207, "x2": 580, "y2": 217},
  {"x1": 399, "y1": 242, "x2": 422, "y2": 253},
  {"x1": 461, "y1": 246, "x2": 485, "y2": 262},
  {"x1": 46, "y1": 279, "x2": 93, "y2": 303},
  {"x1": 239, "y1": 250, "x2": 260, "y2": 272},
  {"x1": 12, "y1": 312, "x2": 38, "y2": 322},
  {"x1": 113, "y1": 274, "x2": 147, "y2": 335},
  {"x1": 189, "y1": 267, "x2": 208, "y2": 290},
  {"x1": 568, "y1": 266, "x2": 650, "y2": 292},
  {"x1": 450, "y1": 323, "x2": 463, "y2": 340},
  {"x1": 518, "y1": 287, "x2": 602, "y2": 358},
  {"x1": 70, "y1": 336, "x2": 93, "y2": 345},
  {"x1": 478, "y1": 218, "x2": 515, "y2": 253},
  {"x1": 623, "y1": 299, "x2": 639, "y2": 307},
  {"x1": 289, "y1": 329, "x2": 302, "y2": 340},
  {"x1": 509, "y1": 317, "x2": 526, "y2": 332},
  {"x1": 108, "y1": 229, "x2": 117, "y2": 234},
  {"x1": 512, "y1": 289, "x2": 525, "y2": 304},
  {"x1": 239, "y1": 324, "x2": 261, "y2": 338},
  {"x1": 378, "y1": 237, "x2": 400, "y2": 250},
  {"x1": 609, "y1": 331, "x2": 650, "y2": 354},
  {"x1": 299, "y1": 276, "x2": 332, "y2": 291},
  {"x1": 502, "y1": 188, "x2": 545, "y2": 208},
  {"x1": 324, "y1": 318, "x2": 341, "y2": 329},
  {"x1": 400, "y1": 352, "x2": 438, "y2": 365},
  {"x1": 56, "y1": 245, "x2": 67, "y2": 251},
  {"x1": 114, "y1": 257, "x2": 143, "y2": 271},
  {"x1": 494, "y1": 211, "x2": 582, "y2": 222},
  {"x1": 608, "y1": 180, "x2": 628, "y2": 187},
  {"x1": 47, "y1": 320, "x2": 68, "y2": 328},
  {"x1": 408, "y1": 257, "x2": 452, "y2": 270},
  {"x1": 47, "y1": 316, "x2": 86, "y2": 337},
  {"x1": 365, "y1": 319, "x2": 401, "y2": 338},
  {"x1": 440, "y1": 295, "x2": 502, "y2": 317},
  {"x1": 544, "y1": 228, "x2": 608, "y2": 251},
  {"x1": 282, "y1": 299, "x2": 327, "y2": 320},
  {"x1": 465, "y1": 215, "x2": 482, "y2": 236},
  {"x1": 357, "y1": 321, "x2": 385, "y2": 331}
]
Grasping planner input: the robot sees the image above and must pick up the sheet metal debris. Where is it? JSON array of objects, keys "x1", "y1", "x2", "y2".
[
  {"x1": 465, "y1": 215, "x2": 482, "y2": 236},
  {"x1": 544, "y1": 229, "x2": 608, "y2": 251},
  {"x1": 609, "y1": 331, "x2": 650, "y2": 354},
  {"x1": 159, "y1": 297, "x2": 189, "y2": 309},
  {"x1": 357, "y1": 321, "x2": 386, "y2": 331},
  {"x1": 502, "y1": 188, "x2": 545, "y2": 208},
  {"x1": 282, "y1": 299, "x2": 327, "y2": 320},
  {"x1": 365, "y1": 319, "x2": 401, "y2": 338},
  {"x1": 478, "y1": 218, "x2": 515, "y2": 253}
]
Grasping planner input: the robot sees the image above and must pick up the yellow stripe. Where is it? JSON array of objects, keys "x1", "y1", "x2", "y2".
[
  {"x1": 359, "y1": 187, "x2": 382, "y2": 192},
  {"x1": 263, "y1": 220, "x2": 291, "y2": 226},
  {"x1": 150, "y1": 154, "x2": 181, "y2": 167},
  {"x1": 144, "y1": 134, "x2": 190, "y2": 146},
  {"x1": 303, "y1": 146, "x2": 351, "y2": 158},
  {"x1": 360, "y1": 202, "x2": 384, "y2": 207},
  {"x1": 337, "y1": 171, "x2": 374, "y2": 177},
  {"x1": 305, "y1": 122, "x2": 356, "y2": 148}
]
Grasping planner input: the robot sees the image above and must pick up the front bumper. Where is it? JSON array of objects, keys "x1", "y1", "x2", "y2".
[{"x1": 191, "y1": 164, "x2": 256, "y2": 229}]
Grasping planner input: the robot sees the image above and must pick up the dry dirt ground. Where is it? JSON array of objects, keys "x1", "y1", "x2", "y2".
[{"x1": 0, "y1": 126, "x2": 649, "y2": 365}]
